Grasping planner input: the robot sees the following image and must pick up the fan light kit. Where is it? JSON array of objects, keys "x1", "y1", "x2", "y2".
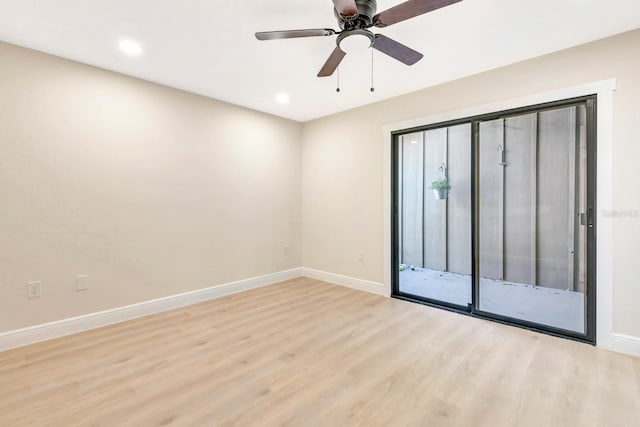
[
  {"x1": 338, "y1": 30, "x2": 374, "y2": 54},
  {"x1": 256, "y1": 0, "x2": 463, "y2": 91}
]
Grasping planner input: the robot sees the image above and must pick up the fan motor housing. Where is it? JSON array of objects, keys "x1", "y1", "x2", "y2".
[{"x1": 335, "y1": 0, "x2": 377, "y2": 30}]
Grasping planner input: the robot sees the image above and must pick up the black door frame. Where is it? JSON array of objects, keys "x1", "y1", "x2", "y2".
[{"x1": 390, "y1": 95, "x2": 597, "y2": 344}]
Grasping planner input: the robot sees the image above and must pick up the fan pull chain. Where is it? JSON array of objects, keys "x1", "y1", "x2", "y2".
[
  {"x1": 370, "y1": 48, "x2": 375, "y2": 93},
  {"x1": 336, "y1": 67, "x2": 341, "y2": 93}
]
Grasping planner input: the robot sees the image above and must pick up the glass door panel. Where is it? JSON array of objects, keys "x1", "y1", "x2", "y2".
[
  {"x1": 397, "y1": 124, "x2": 472, "y2": 307},
  {"x1": 477, "y1": 105, "x2": 588, "y2": 333}
]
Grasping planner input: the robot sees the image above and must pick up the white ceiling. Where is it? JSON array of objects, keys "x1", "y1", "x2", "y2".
[{"x1": 1, "y1": 0, "x2": 639, "y2": 122}]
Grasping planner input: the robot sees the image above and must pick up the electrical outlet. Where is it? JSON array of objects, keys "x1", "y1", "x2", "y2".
[
  {"x1": 76, "y1": 275, "x2": 89, "y2": 291},
  {"x1": 283, "y1": 245, "x2": 289, "y2": 256},
  {"x1": 27, "y1": 281, "x2": 41, "y2": 299},
  {"x1": 358, "y1": 251, "x2": 365, "y2": 263}
]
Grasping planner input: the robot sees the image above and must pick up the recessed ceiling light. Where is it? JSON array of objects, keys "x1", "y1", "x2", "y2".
[
  {"x1": 275, "y1": 93, "x2": 290, "y2": 104},
  {"x1": 119, "y1": 39, "x2": 142, "y2": 56}
]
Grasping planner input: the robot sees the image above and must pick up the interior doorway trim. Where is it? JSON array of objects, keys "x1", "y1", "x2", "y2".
[{"x1": 382, "y1": 79, "x2": 616, "y2": 349}]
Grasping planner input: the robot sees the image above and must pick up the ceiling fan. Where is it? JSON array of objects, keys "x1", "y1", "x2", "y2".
[{"x1": 255, "y1": 0, "x2": 463, "y2": 77}]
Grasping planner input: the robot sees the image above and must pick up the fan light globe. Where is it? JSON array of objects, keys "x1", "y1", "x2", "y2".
[{"x1": 339, "y1": 33, "x2": 373, "y2": 54}]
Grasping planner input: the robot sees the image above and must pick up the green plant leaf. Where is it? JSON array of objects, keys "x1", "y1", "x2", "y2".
[{"x1": 431, "y1": 179, "x2": 451, "y2": 190}]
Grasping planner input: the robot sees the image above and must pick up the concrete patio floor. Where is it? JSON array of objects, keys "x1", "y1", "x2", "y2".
[{"x1": 399, "y1": 268, "x2": 585, "y2": 333}]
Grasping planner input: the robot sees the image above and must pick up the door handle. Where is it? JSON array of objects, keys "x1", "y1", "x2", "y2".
[{"x1": 580, "y1": 209, "x2": 594, "y2": 228}]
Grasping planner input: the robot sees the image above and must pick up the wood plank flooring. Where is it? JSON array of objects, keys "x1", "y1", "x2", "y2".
[{"x1": 0, "y1": 278, "x2": 639, "y2": 426}]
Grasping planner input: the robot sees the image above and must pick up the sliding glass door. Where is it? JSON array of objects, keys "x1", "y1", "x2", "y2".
[{"x1": 393, "y1": 97, "x2": 596, "y2": 342}]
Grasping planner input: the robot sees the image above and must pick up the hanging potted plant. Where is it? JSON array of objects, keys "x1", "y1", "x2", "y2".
[{"x1": 431, "y1": 179, "x2": 451, "y2": 200}]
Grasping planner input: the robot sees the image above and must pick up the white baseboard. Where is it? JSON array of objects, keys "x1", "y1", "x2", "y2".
[
  {"x1": 0, "y1": 268, "x2": 303, "y2": 352},
  {"x1": 301, "y1": 267, "x2": 389, "y2": 297},
  {"x1": 4, "y1": 265, "x2": 638, "y2": 358},
  {"x1": 605, "y1": 333, "x2": 640, "y2": 358}
]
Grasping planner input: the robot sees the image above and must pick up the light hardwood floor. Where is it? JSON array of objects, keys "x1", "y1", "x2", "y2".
[{"x1": 1, "y1": 278, "x2": 639, "y2": 426}]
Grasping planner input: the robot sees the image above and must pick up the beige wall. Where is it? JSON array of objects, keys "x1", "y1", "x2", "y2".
[
  {"x1": 0, "y1": 42, "x2": 302, "y2": 332},
  {"x1": 301, "y1": 29, "x2": 640, "y2": 338},
  {"x1": 3, "y1": 29, "x2": 640, "y2": 340}
]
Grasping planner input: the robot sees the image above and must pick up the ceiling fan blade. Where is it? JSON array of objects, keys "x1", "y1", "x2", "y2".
[
  {"x1": 374, "y1": 0, "x2": 462, "y2": 28},
  {"x1": 332, "y1": 0, "x2": 359, "y2": 17},
  {"x1": 373, "y1": 34, "x2": 423, "y2": 65},
  {"x1": 317, "y1": 47, "x2": 347, "y2": 77},
  {"x1": 255, "y1": 29, "x2": 336, "y2": 41}
]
